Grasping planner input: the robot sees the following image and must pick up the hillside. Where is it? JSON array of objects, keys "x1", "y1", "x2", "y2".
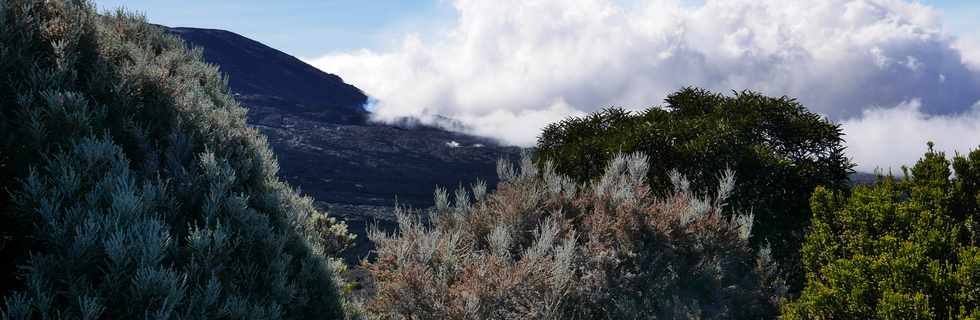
[
  {"x1": 167, "y1": 27, "x2": 520, "y2": 207},
  {"x1": 168, "y1": 27, "x2": 369, "y2": 124},
  {"x1": 167, "y1": 27, "x2": 521, "y2": 259}
]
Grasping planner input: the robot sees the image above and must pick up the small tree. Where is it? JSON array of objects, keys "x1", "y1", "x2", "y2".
[
  {"x1": 365, "y1": 153, "x2": 786, "y2": 319},
  {"x1": 784, "y1": 144, "x2": 980, "y2": 319},
  {"x1": 536, "y1": 88, "x2": 854, "y2": 291}
]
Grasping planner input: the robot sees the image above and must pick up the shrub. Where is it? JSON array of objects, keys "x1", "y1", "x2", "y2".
[
  {"x1": 535, "y1": 88, "x2": 854, "y2": 291},
  {"x1": 364, "y1": 153, "x2": 787, "y2": 319},
  {"x1": 784, "y1": 144, "x2": 980, "y2": 319},
  {"x1": 0, "y1": 1, "x2": 352, "y2": 318}
]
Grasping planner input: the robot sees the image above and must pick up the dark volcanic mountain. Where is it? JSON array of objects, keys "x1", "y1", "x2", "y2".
[
  {"x1": 169, "y1": 27, "x2": 369, "y2": 124},
  {"x1": 168, "y1": 27, "x2": 520, "y2": 258},
  {"x1": 168, "y1": 26, "x2": 519, "y2": 206}
]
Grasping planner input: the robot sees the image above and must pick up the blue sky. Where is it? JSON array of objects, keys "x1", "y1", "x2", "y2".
[
  {"x1": 93, "y1": 0, "x2": 980, "y2": 59},
  {"x1": 928, "y1": 0, "x2": 980, "y2": 34},
  {"x1": 94, "y1": 0, "x2": 456, "y2": 58}
]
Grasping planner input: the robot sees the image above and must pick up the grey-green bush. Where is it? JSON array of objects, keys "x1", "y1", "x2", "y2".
[
  {"x1": 365, "y1": 153, "x2": 787, "y2": 319},
  {"x1": 0, "y1": 1, "x2": 353, "y2": 318}
]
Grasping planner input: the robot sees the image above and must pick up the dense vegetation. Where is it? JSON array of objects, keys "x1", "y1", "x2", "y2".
[
  {"x1": 784, "y1": 144, "x2": 980, "y2": 319},
  {"x1": 536, "y1": 88, "x2": 854, "y2": 290},
  {"x1": 3, "y1": 1, "x2": 980, "y2": 319},
  {"x1": 0, "y1": 1, "x2": 352, "y2": 318},
  {"x1": 363, "y1": 153, "x2": 787, "y2": 319}
]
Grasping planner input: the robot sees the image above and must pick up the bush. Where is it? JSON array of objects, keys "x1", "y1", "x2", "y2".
[
  {"x1": 364, "y1": 153, "x2": 787, "y2": 319},
  {"x1": 0, "y1": 1, "x2": 352, "y2": 318},
  {"x1": 784, "y1": 144, "x2": 980, "y2": 319},
  {"x1": 535, "y1": 88, "x2": 854, "y2": 291}
]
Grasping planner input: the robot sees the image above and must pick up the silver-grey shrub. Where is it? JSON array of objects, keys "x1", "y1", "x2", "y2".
[
  {"x1": 365, "y1": 153, "x2": 787, "y2": 319},
  {"x1": 0, "y1": 1, "x2": 352, "y2": 319}
]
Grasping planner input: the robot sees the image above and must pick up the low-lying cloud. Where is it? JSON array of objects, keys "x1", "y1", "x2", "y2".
[
  {"x1": 843, "y1": 100, "x2": 980, "y2": 172},
  {"x1": 955, "y1": 37, "x2": 980, "y2": 72},
  {"x1": 309, "y1": 0, "x2": 980, "y2": 170}
]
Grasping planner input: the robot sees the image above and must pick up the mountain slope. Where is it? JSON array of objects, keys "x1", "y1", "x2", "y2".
[
  {"x1": 168, "y1": 28, "x2": 521, "y2": 260},
  {"x1": 169, "y1": 27, "x2": 369, "y2": 124}
]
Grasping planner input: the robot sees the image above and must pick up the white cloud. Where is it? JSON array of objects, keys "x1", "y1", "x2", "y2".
[
  {"x1": 954, "y1": 36, "x2": 980, "y2": 72},
  {"x1": 843, "y1": 100, "x2": 980, "y2": 172},
  {"x1": 309, "y1": 0, "x2": 980, "y2": 169}
]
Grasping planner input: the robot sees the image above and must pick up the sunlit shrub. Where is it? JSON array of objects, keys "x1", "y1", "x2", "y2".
[{"x1": 784, "y1": 144, "x2": 980, "y2": 319}]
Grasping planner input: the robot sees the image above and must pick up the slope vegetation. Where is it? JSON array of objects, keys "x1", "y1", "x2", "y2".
[{"x1": 0, "y1": 2, "x2": 350, "y2": 318}]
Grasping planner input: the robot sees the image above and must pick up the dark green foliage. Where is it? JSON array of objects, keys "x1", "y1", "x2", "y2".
[
  {"x1": 0, "y1": 1, "x2": 352, "y2": 318},
  {"x1": 536, "y1": 88, "x2": 854, "y2": 291},
  {"x1": 784, "y1": 145, "x2": 980, "y2": 319}
]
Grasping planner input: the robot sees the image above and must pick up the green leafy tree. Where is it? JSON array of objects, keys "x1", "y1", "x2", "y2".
[
  {"x1": 0, "y1": 1, "x2": 353, "y2": 318},
  {"x1": 784, "y1": 144, "x2": 980, "y2": 319},
  {"x1": 536, "y1": 87, "x2": 854, "y2": 291}
]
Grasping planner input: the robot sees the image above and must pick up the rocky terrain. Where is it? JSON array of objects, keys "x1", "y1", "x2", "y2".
[{"x1": 169, "y1": 27, "x2": 520, "y2": 259}]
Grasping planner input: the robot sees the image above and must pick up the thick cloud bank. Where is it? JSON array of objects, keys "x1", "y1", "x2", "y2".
[
  {"x1": 843, "y1": 100, "x2": 980, "y2": 172},
  {"x1": 310, "y1": 0, "x2": 980, "y2": 169}
]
